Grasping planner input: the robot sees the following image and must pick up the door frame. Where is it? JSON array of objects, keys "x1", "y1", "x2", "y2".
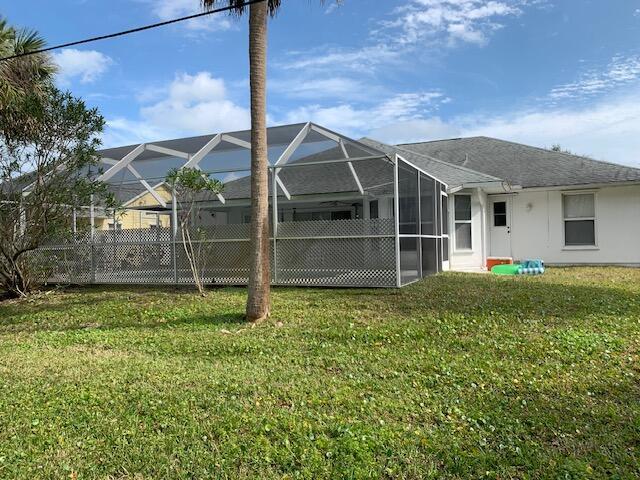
[{"x1": 488, "y1": 194, "x2": 513, "y2": 257}]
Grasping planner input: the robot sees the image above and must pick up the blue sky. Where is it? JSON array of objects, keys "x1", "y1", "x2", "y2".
[{"x1": 1, "y1": 0, "x2": 640, "y2": 166}]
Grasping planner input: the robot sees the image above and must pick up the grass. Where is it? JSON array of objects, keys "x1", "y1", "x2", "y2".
[{"x1": 0, "y1": 267, "x2": 638, "y2": 479}]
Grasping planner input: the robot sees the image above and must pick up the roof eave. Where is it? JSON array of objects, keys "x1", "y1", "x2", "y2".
[
  {"x1": 520, "y1": 180, "x2": 640, "y2": 191},
  {"x1": 447, "y1": 182, "x2": 523, "y2": 194}
]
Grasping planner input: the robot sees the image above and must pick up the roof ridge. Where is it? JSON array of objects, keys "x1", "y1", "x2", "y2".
[
  {"x1": 361, "y1": 137, "x2": 503, "y2": 182},
  {"x1": 473, "y1": 136, "x2": 640, "y2": 172},
  {"x1": 398, "y1": 136, "x2": 485, "y2": 146},
  {"x1": 399, "y1": 135, "x2": 640, "y2": 173}
]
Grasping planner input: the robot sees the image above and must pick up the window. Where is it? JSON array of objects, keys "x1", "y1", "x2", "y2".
[
  {"x1": 454, "y1": 195, "x2": 472, "y2": 250},
  {"x1": 493, "y1": 201, "x2": 507, "y2": 227},
  {"x1": 563, "y1": 193, "x2": 596, "y2": 246}
]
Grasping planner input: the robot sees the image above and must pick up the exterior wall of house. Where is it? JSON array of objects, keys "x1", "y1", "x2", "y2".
[
  {"x1": 96, "y1": 210, "x2": 171, "y2": 230},
  {"x1": 509, "y1": 184, "x2": 640, "y2": 265},
  {"x1": 448, "y1": 184, "x2": 640, "y2": 271},
  {"x1": 95, "y1": 186, "x2": 172, "y2": 230}
]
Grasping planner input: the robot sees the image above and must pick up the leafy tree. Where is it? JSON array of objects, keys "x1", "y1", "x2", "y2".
[
  {"x1": 551, "y1": 144, "x2": 573, "y2": 154},
  {"x1": 0, "y1": 87, "x2": 114, "y2": 297},
  {"x1": 200, "y1": 0, "x2": 337, "y2": 322},
  {"x1": 165, "y1": 167, "x2": 223, "y2": 296}
]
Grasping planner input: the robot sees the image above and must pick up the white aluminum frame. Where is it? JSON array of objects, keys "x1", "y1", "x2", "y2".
[
  {"x1": 30, "y1": 123, "x2": 464, "y2": 289},
  {"x1": 395, "y1": 154, "x2": 450, "y2": 285}
]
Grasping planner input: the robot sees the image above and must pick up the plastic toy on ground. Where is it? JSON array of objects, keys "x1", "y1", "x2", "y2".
[
  {"x1": 491, "y1": 264, "x2": 521, "y2": 275},
  {"x1": 491, "y1": 259, "x2": 545, "y2": 276},
  {"x1": 486, "y1": 256, "x2": 513, "y2": 270}
]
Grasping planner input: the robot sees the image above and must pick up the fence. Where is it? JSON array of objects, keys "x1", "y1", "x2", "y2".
[{"x1": 30, "y1": 218, "x2": 397, "y2": 288}]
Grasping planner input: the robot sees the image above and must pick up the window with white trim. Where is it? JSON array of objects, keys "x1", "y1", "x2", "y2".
[
  {"x1": 563, "y1": 193, "x2": 596, "y2": 246},
  {"x1": 454, "y1": 195, "x2": 472, "y2": 250}
]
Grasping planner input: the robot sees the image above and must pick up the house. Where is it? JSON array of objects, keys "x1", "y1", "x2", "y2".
[
  {"x1": 394, "y1": 137, "x2": 640, "y2": 270},
  {"x1": 38, "y1": 122, "x2": 640, "y2": 288},
  {"x1": 96, "y1": 183, "x2": 172, "y2": 231}
]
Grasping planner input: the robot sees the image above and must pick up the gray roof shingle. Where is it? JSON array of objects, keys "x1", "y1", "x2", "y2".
[
  {"x1": 360, "y1": 138, "x2": 503, "y2": 188},
  {"x1": 399, "y1": 136, "x2": 640, "y2": 188}
]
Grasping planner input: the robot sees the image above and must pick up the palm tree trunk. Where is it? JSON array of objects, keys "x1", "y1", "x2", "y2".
[{"x1": 245, "y1": 1, "x2": 271, "y2": 322}]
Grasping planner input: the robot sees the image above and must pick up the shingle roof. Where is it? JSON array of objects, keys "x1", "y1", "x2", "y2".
[
  {"x1": 399, "y1": 136, "x2": 640, "y2": 188},
  {"x1": 359, "y1": 138, "x2": 503, "y2": 188}
]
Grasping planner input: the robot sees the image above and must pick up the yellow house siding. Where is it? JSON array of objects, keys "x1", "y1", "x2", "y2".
[{"x1": 97, "y1": 184, "x2": 172, "y2": 230}]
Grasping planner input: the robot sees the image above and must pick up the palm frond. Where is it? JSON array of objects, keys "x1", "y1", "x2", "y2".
[
  {"x1": 201, "y1": 0, "x2": 282, "y2": 17},
  {"x1": 0, "y1": 20, "x2": 55, "y2": 106}
]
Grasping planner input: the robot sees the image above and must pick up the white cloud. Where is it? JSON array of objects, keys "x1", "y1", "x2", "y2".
[
  {"x1": 549, "y1": 54, "x2": 640, "y2": 101},
  {"x1": 270, "y1": 77, "x2": 383, "y2": 102},
  {"x1": 368, "y1": 91, "x2": 640, "y2": 167},
  {"x1": 325, "y1": 3, "x2": 339, "y2": 15},
  {"x1": 281, "y1": 92, "x2": 448, "y2": 136},
  {"x1": 104, "y1": 72, "x2": 249, "y2": 146},
  {"x1": 52, "y1": 49, "x2": 113, "y2": 85},
  {"x1": 388, "y1": 0, "x2": 523, "y2": 47},
  {"x1": 148, "y1": 0, "x2": 233, "y2": 31},
  {"x1": 279, "y1": 1, "x2": 539, "y2": 73},
  {"x1": 278, "y1": 44, "x2": 401, "y2": 73}
]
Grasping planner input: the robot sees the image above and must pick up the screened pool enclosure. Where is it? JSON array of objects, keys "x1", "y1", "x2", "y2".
[{"x1": 31, "y1": 123, "x2": 449, "y2": 287}]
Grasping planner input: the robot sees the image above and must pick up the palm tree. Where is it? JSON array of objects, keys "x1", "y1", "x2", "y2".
[
  {"x1": 0, "y1": 17, "x2": 55, "y2": 107},
  {"x1": 202, "y1": 1, "x2": 333, "y2": 322},
  {"x1": 201, "y1": 0, "x2": 281, "y2": 322}
]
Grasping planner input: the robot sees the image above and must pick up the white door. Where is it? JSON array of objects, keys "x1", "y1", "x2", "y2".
[{"x1": 489, "y1": 195, "x2": 512, "y2": 257}]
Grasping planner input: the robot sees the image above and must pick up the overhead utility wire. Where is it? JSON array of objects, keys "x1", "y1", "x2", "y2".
[{"x1": 0, "y1": 0, "x2": 266, "y2": 62}]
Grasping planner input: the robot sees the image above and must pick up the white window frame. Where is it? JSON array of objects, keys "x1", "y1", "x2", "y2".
[
  {"x1": 562, "y1": 191, "x2": 598, "y2": 249},
  {"x1": 453, "y1": 194, "x2": 472, "y2": 252}
]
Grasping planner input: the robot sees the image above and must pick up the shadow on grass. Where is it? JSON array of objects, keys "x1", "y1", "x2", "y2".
[
  {"x1": 0, "y1": 284, "x2": 250, "y2": 334},
  {"x1": 0, "y1": 270, "x2": 638, "y2": 335}
]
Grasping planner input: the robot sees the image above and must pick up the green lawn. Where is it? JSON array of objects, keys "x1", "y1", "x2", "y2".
[{"x1": 0, "y1": 268, "x2": 638, "y2": 479}]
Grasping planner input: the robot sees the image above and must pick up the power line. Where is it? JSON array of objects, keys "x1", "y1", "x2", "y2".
[{"x1": 0, "y1": 0, "x2": 266, "y2": 62}]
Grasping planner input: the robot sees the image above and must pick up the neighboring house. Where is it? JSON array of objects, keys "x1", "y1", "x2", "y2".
[{"x1": 96, "y1": 183, "x2": 172, "y2": 231}]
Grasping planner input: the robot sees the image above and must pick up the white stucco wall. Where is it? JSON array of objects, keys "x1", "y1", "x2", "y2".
[
  {"x1": 448, "y1": 184, "x2": 640, "y2": 271},
  {"x1": 509, "y1": 185, "x2": 640, "y2": 265}
]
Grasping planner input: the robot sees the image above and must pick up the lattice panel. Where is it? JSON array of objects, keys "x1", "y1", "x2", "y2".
[
  {"x1": 95, "y1": 227, "x2": 171, "y2": 244},
  {"x1": 93, "y1": 242, "x2": 174, "y2": 284},
  {"x1": 175, "y1": 239, "x2": 252, "y2": 285},
  {"x1": 278, "y1": 218, "x2": 394, "y2": 239},
  {"x1": 32, "y1": 221, "x2": 398, "y2": 288},
  {"x1": 28, "y1": 244, "x2": 93, "y2": 284},
  {"x1": 175, "y1": 223, "x2": 251, "y2": 242},
  {"x1": 275, "y1": 237, "x2": 396, "y2": 287}
]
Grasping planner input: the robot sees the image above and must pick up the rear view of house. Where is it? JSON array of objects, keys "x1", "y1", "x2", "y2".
[
  {"x1": 397, "y1": 137, "x2": 640, "y2": 270},
  {"x1": 31, "y1": 123, "x2": 640, "y2": 288}
]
